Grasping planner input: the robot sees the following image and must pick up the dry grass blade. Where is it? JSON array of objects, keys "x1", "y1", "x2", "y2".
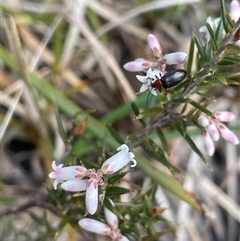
[
  {"x1": 89, "y1": 0, "x2": 200, "y2": 36},
  {"x1": 0, "y1": 81, "x2": 24, "y2": 140},
  {"x1": 65, "y1": 15, "x2": 136, "y2": 101},
  {"x1": 197, "y1": 173, "x2": 240, "y2": 222}
]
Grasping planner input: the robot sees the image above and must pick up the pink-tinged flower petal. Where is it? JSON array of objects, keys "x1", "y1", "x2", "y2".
[
  {"x1": 218, "y1": 123, "x2": 239, "y2": 145},
  {"x1": 119, "y1": 236, "x2": 130, "y2": 241},
  {"x1": 86, "y1": 179, "x2": 99, "y2": 215},
  {"x1": 214, "y1": 111, "x2": 235, "y2": 122},
  {"x1": 49, "y1": 161, "x2": 87, "y2": 180},
  {"x1": 207, "y1": 121, "x2": 220, "y2": 141},
  {"x1": 104, "y1": 205, "x2": 118, "y2": 230},
  {"x1": 203, "y1": 131, "x2": 215, "y2": 156},
  {"x1": 101, "y1": 144, "x2": 136, "y2": 174},
  {"x1": 230, "y1": 0, "x2": 240, "y2": 22},
  {"x1": 162, "y1": 52, "x2": 187, "y2": 65},
  {"x1": 61, "y1": 179, "x2": 87, "y2": 192},
  {"x1": 147, "y1": 34, "x2": 162, "y2": 59},
  {"x1": 198, "y1": 114, "x2": 210, "y2": 127},
  {"x1": 79, "y1": 218, "x2": 111, "y2": 235},
  {"x1": 123, "y1": 59, "x2": 152, "y2": 72}
]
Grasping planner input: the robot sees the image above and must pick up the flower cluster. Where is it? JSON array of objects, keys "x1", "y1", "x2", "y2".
[
  {"x1": 199, "y1": 0, "x2": 240, "y2": 45},
  {"x1": 49, "y1": 144, "x2": 136, "y2": 215},
  {"x1": 198, "y1": 111, "x2": 239, "y2": 156},
  {"x1": 123, "y1": 34, "x2": 187, "y2": 96},
  {"x1": 79, "y1": 200, "x2": 129, "y2": 241}
]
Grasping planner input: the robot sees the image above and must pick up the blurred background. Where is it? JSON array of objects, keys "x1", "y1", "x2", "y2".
[{"x1": 0, "y1": 0, "x2": 239, "y2": 240}]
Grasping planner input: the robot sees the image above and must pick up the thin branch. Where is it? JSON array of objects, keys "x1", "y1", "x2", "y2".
[{"x1": 132, "y1": 19, "x2": 240, "y2": 147}]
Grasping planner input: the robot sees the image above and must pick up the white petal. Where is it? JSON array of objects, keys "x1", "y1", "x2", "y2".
[
  {"x1": 61, "y1": 179, "x2": 87, "y2": 192},
  {"x1": 140, "y1": 84, "x2": 149, "y2": 93},
  {"x1": 49, "y1": 164, "x2": 86, "y2": 181},
  {"x1": 86, "y1": 179, "x2": 99, "y2": 215},
  {"x1": 101, "y1": 145, "x2": 135, "y2": 174},
  {"x1": 136, "y1": 75, "x2": 147, "y2": 83},
  {"x1": 218, "y1": 123, "x2": 239, "y2": 145},
  {"x1": 151, "y1": 89, "x2": 157, "y2": 96},
  {"x1": 214, "y1": 111, "x2": 235, "y2": 122},
  {"x1": 53, "y1": 179, "x2": 61, "y2": 190},
  {"x1": 203, "y1": 131, "x2": 215, "y2": 156},
  {"x1": 198, "y1": 115, "x2": 210, "y2": 127},
  {"x1": 207, "y1": 121, "x2": 220, "y2": 141},
  {"x1": 79, "y1": 218, "x2": 111, "y2": 235},
  {"x1": 147, "y1": 34, "x2": 161, "y2": 52},
  {"x1": 104, "y1": 206, "x2": 118, "y2": 230},
  {"x1": 123, "y1": 60, "x2": 151, "y2": 72},
  {"x1": 230, "y1": 0, "x2": 240, "y2": 22},
  {"x1": 117, "y1": 144, "x2": 129, "y2": 152},
  {"x1": 163, "y1": 52, "x2": 187, "y2": 65}
]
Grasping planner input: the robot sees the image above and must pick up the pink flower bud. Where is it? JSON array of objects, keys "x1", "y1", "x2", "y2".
[
  {"x1": 203, "y1": 131, "x2": 215, "y2": 156},
  {"x1": 230, "y1": 0, "x2": 240, "y2": 22},
  {"x1": 214, "y1": 111, "x2": 235, "y2": 122},
  {"x1": 198, "y1": 114, "x2": 210, "y2": 127},
  {"x1": 86, "y1": 179, "x2": 99, "y2": 215},
  {"x1": 123, "y1": 59, "x2": 152, "y2": 72},
  {"x1": 147, "y1": 34, "x2": 162, "y2": 59},
  {"x1": 79, "y1": 218, "x2": 111, "y2": 235},
  {"x1": 162, "y1": 52, "x2": 187, "y2": 65},
  {"x1": 104, "y1": 201, "x2": 118, "y2": 230},
  {"x1": 207, "y1": 121, "x2": 220, "y2": 141},
  {"x1": 218, "y1": 123, "x2": 239, "y2": 145},
  {"x1": 101, "y1": 144, "x2": 136, "y2": 175},
  {"x1": 61, "y1": 179, "x2": 87, "y2": 192}
]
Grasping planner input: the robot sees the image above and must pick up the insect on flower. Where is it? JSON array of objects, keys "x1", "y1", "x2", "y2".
[{"x1": 145, "y1": 68, "x2": 187, "y2": 102}]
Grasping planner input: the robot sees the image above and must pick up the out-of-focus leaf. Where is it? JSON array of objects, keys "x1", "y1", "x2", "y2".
[
  {"x1": 205, "y1": 21, "x2": 218, "y2": 51},
  {"x1": 105, "y1": 123, "x2": 124, "y2": 144},
  {"x1": 56, "y1": 217, "x2": 70, "y2": 236},
  {"x1": 187, "y1": 36, "x2": 195, "y2": 75},
  {"x1": 175, "y1": 121, "x2": 208, "y2": 165},
  {"x1": 215, "y1": 19, "x2": 224, "y2": 47},
  {"x1": 135, "y1": 153, "x2": 201, "y2": 210},
  {"x1": 226, "y1": 43, "x2": 240, "y2": 52},
  {"x1": 178, "y1": 118, "x2": 186, "y2": 135},
  {"x1": 214, "y1": 72, "x2": 228, "y2": 85},
  {"x1": 54, "y1": 102, "x2": 68, "y2": 145},
  {"x1": 143, "y1": 139, "x2": 181, "y2": 175},
  {"x1": 218, "y1": 56, "x2": 240, "y2": 65},
  {"x1": 130, "y1": 102, "x2": 146, "y2": 127},
  {"x1": 220, "y1": 0, "x2": 230, "y2": 33},
  {"x1": 171, "y1": 98, "x2": 214, "y2": 118},
  {"x1": 106, "y1": 186, "x2": 131, "y2": 196},
  {"x1": 193, "y1": 34, "x2": 207, "y2": 62},
  {"x1": 155, "y1": 127, "x2": 170, "y2": 156},
  {"x1": 137, "y1": 107, "x2": 163, "y2": 119},
  {"x1": 142, "y1": 225, "x2": 178, "y2": 241}
]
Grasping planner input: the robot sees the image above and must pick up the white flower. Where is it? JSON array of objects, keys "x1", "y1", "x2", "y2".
[
  {"x1": 48, "y1": 161, "x2": 87, "y2": 189},
  {"x1": 49, "y1": 144, "x2": 136, "y2": 215},
  {"x1": 101, "y1": 144, "x2": 136, "y2": 174},
  {"x1": 79, "y1": 200, "x2": 130, "y2": 241},
  {"x1": 198, "y1": 111, "x2": 239, "y2": 156},
  {"x1": 136, "y1": 68, "x2": 163, "y2": 96}
]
